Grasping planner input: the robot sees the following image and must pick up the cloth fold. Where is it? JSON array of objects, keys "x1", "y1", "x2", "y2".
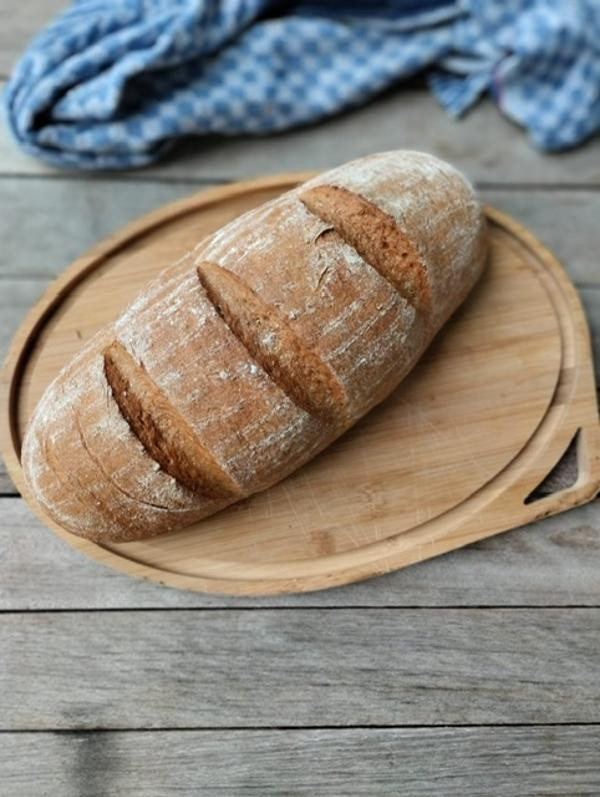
[{"x1": 4, "y1": 0, "x2": 600, "y2": 170}]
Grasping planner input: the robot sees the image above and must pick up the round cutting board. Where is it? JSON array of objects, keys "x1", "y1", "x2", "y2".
[{"x1": 1, "y1": 174, "x2": 599, "y2": 595}]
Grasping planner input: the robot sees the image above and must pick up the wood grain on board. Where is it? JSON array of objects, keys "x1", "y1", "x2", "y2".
[
  {"x1": 2, "y1": 184, "x2": 597, "y2": 595},
  {"x1": 2, "y1": 726, "x2": 599, "y2": 797}
]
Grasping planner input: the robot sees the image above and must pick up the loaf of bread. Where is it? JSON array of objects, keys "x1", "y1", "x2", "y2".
[{"x1": 22, "y1": 151, "x2": 487, "y2": 542}]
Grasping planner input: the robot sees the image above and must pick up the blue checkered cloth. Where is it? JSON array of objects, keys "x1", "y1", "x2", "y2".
[{"x1": 4, "y1": 0, "x2": 600, "y2": 169}]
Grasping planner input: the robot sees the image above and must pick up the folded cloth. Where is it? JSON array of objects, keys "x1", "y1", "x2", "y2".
[{"x1": 4, "y1": 0, "x2": 600, "y2": 169}]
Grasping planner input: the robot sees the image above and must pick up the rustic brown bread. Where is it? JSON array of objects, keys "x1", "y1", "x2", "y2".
[{"x1": 22, "y1": 151, "x2": 488, "y2": 542}]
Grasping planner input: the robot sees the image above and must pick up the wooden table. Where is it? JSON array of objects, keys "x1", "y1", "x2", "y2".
[{"x1": 1, "y1": 7, "x2": 600, "y2": 794}]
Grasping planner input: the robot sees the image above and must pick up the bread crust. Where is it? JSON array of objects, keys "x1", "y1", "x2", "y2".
[{"x1": 22, "y1": 151, "x2": 487, "y2": 542}]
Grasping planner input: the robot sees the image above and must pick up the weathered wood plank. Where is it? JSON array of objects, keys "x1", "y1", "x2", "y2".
[
  {"x1": 1, "y1": 498, "x2": 599, "y2": 609},
  {"x1": 0, "y1": 2, "x2": 64, "y2": 76},
  {"x1": 2, "y1": 726, "x2": 599, "y2": 796},
  {"x1": 581, "y1": 286, "x2": 600, "y2": 378},
  {"x1": 2, "y1": 80, "x2": 600, "y2": 184},
  {"x1": 2, "y1": 609, "x2": 600, "y2": 729},
  {"x1": 1, "y1": 278, "x2": 51, "y2": 362},
  {"x1": 483, "y1": 191, "x2": 600, "y2": 287},
  {"x1": 0, "y1": 178, "x2": 213, "y2": 278},
  {"x1": 0, "y1": 472, "x2": 15, "y2": 493},
  {"x1": 2, "y1": 177, "x2": 600, "y2": 285}
]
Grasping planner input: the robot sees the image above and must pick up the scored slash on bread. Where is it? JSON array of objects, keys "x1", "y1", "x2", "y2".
[
  {"x1": 104, "y1": 340, "x2": 242, "y2": 499},
  {"x1": 196, "y1": 260, "x2": 349, "y2": 425},
  {"x1": 22, "y1": 151, "x2": 488, "y2": 542},
  {"x1": 300, "y1": 185, "x2": 430, "y2": 313}
]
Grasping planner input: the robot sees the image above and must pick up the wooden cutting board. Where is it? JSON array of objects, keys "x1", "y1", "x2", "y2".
[{"x1": 1, "y1": 174, "x2": 599, "y2": 595}]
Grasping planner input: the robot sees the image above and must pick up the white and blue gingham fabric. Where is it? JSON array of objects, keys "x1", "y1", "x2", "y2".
[{"x1": 4, "y1": 0, "x2": 600, "y2": 170}]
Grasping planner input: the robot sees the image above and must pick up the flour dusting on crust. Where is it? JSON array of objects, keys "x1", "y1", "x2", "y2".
[{"x1": 21, "y1": 151, "x2": 486, "y2": 541}]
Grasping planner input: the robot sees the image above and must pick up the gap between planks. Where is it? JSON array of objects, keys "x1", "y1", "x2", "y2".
[
  {"x1": 0, "y1": 603, "x2": 599, "y2": 614},
  {"x1": 3, "y1": 171, "x2": 600, "y2": 190},
  {"x1": 1, "y1": 722, "x2": 599, "y2": 733}
]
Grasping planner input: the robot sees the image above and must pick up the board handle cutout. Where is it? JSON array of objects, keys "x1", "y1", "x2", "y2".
[{"x1": 524, "y1": 429, "x2": 583, "y2": 504}]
